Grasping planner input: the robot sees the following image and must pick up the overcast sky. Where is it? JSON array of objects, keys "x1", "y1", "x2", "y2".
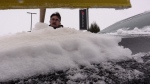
[{"x1": 0, "y1": 0, "x2": 150, "y2": 35}]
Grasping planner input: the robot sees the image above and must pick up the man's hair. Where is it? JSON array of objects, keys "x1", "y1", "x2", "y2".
[{"x1": 50, "y1": 12, "x2": 61, "y2": 21}]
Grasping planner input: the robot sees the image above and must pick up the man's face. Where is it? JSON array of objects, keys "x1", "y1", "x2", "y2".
[{"x1": 50, "y1": 16, "x2": 61, "y2": 28}]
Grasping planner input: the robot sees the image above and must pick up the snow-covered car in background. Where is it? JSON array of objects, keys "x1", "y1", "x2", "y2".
[
  {"x1": 101, "y1": 11, "x2": 150, "y2": 54},
  {"x1": 101, "y1": 11, "x2": 150, "y2": 33},
  {"x1": 1, "y1": 12, "x2": 150, "y2": 84}
]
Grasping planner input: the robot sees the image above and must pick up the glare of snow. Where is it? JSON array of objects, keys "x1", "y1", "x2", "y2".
[
  {"x1": 132, "y1": 52, "x2": 150, "y2": 63},
  {"x1": 33, "y1": 22, "x2": 50, "y2": 30},
  {"x1": 0, "y1": 23, "x2": 132, "y2": 81},
  {"x1": 132, "y1": 53, "x2": 145, "y2": 63}
]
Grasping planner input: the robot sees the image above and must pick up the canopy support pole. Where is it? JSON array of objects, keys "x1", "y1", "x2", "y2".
[{"x1": 40, "y1": 8, "x2": 46, "y2": 23}]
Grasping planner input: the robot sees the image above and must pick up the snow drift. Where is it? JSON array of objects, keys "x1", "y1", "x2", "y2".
[{"x1": 0, "y1": 23, "x2": 132, "y2": 81}]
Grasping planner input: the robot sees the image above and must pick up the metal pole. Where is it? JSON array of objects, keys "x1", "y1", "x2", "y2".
[
  {"x1": 27, "y1": 12, "x2": 37, "y2": 32},
  {"x1": 87, "y1": 8, "x2": 89, "y2": 30},
  {"x1": 40, "y1": 8, "x2": 46, "y2": 23},
  {"x1": 30, "y1": 14, "x2": 32, "y2": 31}
]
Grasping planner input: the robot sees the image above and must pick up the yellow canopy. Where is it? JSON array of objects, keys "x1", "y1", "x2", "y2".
[{"x1": 0, "y1": 0, "x2": 131, "y2": 9}]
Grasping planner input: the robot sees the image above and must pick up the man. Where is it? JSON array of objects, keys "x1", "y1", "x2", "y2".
[{"x1": 49, "y1": 12, "x2": 63, "y2": 29}]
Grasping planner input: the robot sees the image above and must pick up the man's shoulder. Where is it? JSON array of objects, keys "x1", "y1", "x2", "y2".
[
  {"x1": 49, "y1": 25, "x2": 63, "y2": 29},
  {"x1": 59, "y1": 25, "x2": 63, "y2": 28}
]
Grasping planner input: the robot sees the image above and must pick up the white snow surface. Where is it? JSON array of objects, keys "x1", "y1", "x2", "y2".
[
  {"x1": 0, "y1": 23, "x2": 132, "y2": 81},
  {"x1": 107, "y1": 26, "x2": 150, "y2": 35}
]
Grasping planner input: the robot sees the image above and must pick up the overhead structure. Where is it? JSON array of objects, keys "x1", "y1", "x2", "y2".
[
  {"x1": 0, "y1": 0, "x2": 131, "y2": 22},
  {"x1": 0, "y1": 0, "x2": 131, "y2": 9}
]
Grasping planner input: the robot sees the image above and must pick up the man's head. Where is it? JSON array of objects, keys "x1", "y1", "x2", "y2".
[{"x1": 49, "y1": 12, "x2": 61, "y2": 28}]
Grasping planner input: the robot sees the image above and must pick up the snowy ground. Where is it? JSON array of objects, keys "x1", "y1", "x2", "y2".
[{"x1": 0, "y1": 23, "x2": 150, "y2": 84}]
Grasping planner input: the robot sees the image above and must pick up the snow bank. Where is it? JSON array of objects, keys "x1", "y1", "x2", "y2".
[{"x1": 0, "y1": 23, "x2": 132, "y2": 81}]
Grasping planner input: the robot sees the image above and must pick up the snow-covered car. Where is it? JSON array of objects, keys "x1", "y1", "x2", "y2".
[
  {"x1": 101, "y1": 11, "x2": 150, "y2": 33},
  {"x1": 101, "y1": 11, "x2": 150, "y2": 54}
]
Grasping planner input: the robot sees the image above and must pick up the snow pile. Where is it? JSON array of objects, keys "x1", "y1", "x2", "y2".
[
  {"x1": 0, "y1": 23, "x2": 132, "y2": 81},
  {"x1": 108, "y1": 26, "x2": 150, "y2": 35}
]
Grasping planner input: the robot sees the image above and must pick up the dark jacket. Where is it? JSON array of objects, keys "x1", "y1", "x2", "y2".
[{"x1": 49, "y1": 25, "x2": 63, "y2": 29}]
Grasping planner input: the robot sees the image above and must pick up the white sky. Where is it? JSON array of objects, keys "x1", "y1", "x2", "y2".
[
  {"x1": 0, "y1": 23, "x2": 134, "y2": 81},
  {"x1": 0, "y1": 0, "x2": 150, "y2": 35}
]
